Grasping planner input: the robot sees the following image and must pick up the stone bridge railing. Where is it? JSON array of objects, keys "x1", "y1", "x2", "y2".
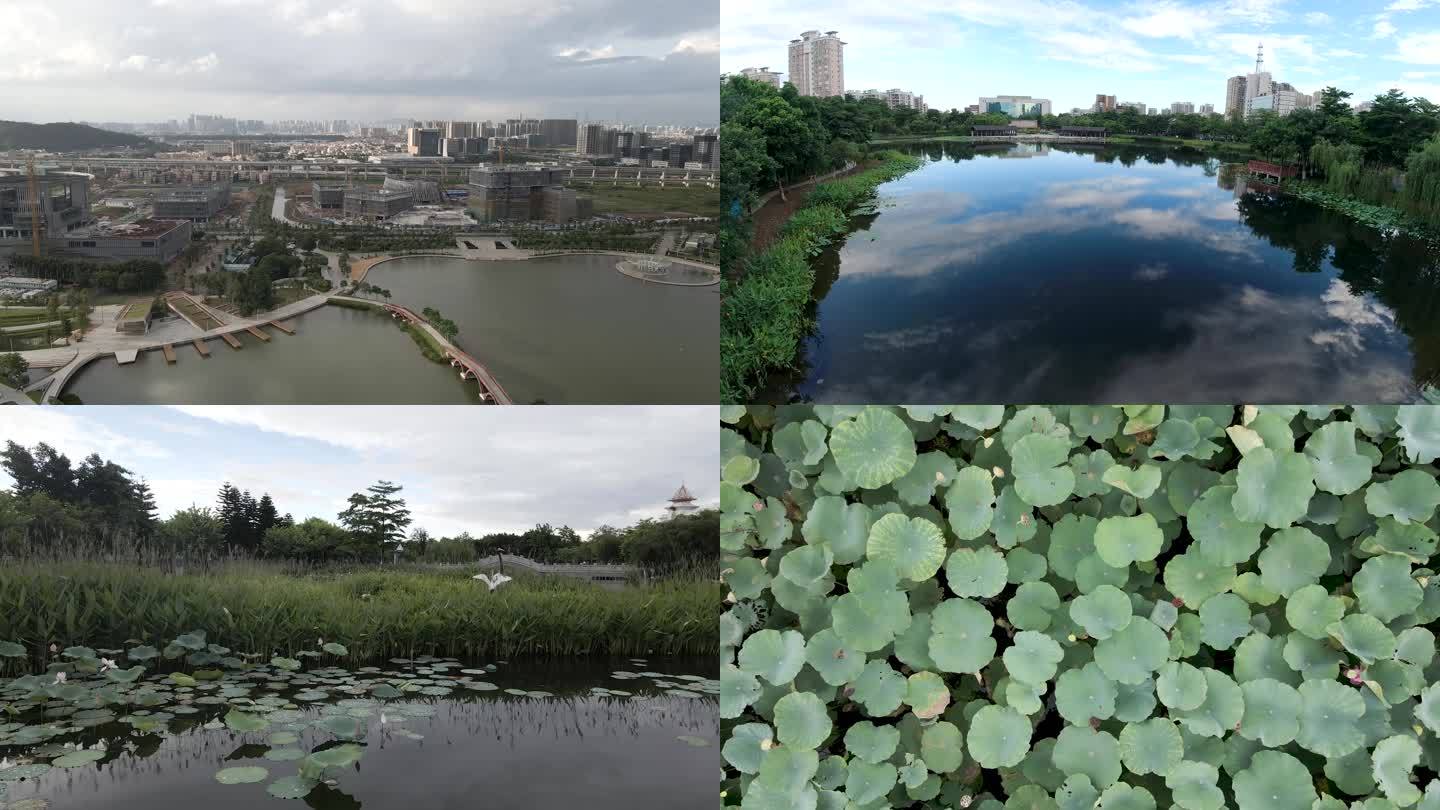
[{"x1": 435, "y1": 555, "x2": 638, "y2": 587}]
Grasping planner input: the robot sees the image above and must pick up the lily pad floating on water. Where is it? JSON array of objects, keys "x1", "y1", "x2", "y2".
[
  {"x1": 266, "y1": 774, "x2": 319, "y2": 799},
  {"x1": 215, "y1": 765, "x2": 269, "y2": 784},
  {"x1": 676, "y1": 735, "x2": 711, "y2": 747},
  {"x1": 0, "y1": 763, "x2": 52, "y2": 780},
  {"x1": 50, "y1": 749, "x2": 106, "y2": 768},
  {"x1": 264, "y1": 747, "x2": 306, "y2": 762}
]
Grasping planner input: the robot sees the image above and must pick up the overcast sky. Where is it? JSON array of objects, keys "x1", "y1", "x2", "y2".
[
  {"x1": 0, "y1": 406, "x2": 717, "y2": 539},
  {"x1": 0, "y1": 0, "x2": 719, "y2": 125},
  {"x1": 724, "y1": 0, "x2": 1440, "y2": 113}
]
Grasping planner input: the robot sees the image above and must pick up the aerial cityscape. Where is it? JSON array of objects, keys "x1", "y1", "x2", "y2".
[
  {"x1": 1, "y1": 0, "x2": 720, "y2": 406},
  {"x1": 719, "y1": 2, "x2": 1440, "y2": 402}
]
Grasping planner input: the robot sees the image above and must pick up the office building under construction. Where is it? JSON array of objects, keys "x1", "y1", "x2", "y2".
[{"x1": 465, "y1": 166, "x2": 591, "y2": 223}]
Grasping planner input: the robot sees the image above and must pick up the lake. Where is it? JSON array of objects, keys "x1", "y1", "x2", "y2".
[
  {"x1": 365, "y1": 254, "x2": 718, "y2": 404},
  {"x1": 62, "y1": 254, "x2": 718, "y2": 405},
  {"x1": 62, "y1": 305, "x2": 478, "y2": 404},
  {"x1": 762, "y1": 141, "x2": 1440, "y2": 403},
  {"x1": 0, "y1": 655, "x2": 716, "y2": 810}
]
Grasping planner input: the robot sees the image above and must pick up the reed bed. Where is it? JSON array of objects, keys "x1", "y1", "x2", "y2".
[{"x1": 0, "y1": 561, "x2": 719, "y2": 669}]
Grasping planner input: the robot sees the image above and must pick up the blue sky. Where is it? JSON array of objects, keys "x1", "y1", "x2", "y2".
[
  {"x1": 0, "y1": 407, "x2": 717, "y2": 538},
  {"x1": 722, "y1": 0, "x2": 1440, "y2": 114}
]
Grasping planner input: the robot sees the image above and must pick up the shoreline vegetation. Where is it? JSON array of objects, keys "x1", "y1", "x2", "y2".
[
  {"x1": 720, "y1": 151, "x2": 922, "y2": 401},
  {"x1": 867, "y1": 133, "x2": 1253, "y2": 154},
  {"x1": 0, "y1": 561, "x2": 718, "y2": 661}
]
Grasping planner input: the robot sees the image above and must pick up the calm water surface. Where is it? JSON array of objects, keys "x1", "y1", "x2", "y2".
[
  {"x1": 765, "y1": 142, "x2": 1440, "y2": 402},
  {"x1": 63, "y1": 254, "x2": 718, "y2": 404},
  {"x1": 366, "y1": 254, "x2": 718, "y2": 404},
  {"x1": 63, "y1": 305, "x2": 475, "y2": 404},
  {"x1": 0, "y1": 656, "x2": 715, "y2": 810}
]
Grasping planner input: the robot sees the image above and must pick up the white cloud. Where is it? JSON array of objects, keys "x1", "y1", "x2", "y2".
[
  {"x1": 1395, "y1": 32, "x2": 1440, "y2": 63},
  {"x1": 1373, "y1": 19, "x2": 1399, "y2": 38},
  {"x1": 299, "y1": 8, "x2": 361, "y2": 37},
  {"x1": 1303, "y1": 11, "x2": 1332, "y2": 24}
]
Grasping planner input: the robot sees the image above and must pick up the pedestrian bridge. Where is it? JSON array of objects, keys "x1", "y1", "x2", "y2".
[
  {"x1": 380, "y1": 303, "x2": 513, "y2": 404},
  {"x1": 437, "y1": 555, "x2": 637, "y2": 589}
]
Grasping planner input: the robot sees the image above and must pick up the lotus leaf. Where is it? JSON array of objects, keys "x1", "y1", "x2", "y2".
[
  {"x1": 1055, "y1": 662, "x2": 1117, "y2": 725},
  {"x1": 929, "y1": 598, "x2": 995, "y2": 674},
  {"x1": 1232, "y1": 448, "x2": 1316, "y2": 529},
  {"x1": 774, "y1": 691, "x2": 831, "y2": 750},
  {"x1": 1095, "y1": 618, "x2": 1169, "y2": 685},
  {"x1": 1354, "y1": 553, "x2": 1423, "y2": 623},
  {"x1": 828, "y1": 407, "x2": 917, "y2": 489},
  {"x1": 966, "y1": 705, "x2": 1031, "y2": 769},
  {"x1": 1052, "y1": 725, "x2": 1120, "y2": 789},
  {"x1": 1372, "y1": 735, "x2": 1423, "y2": 807},
  {"x1": 944, "y1": 545, "x2": 1007, "y2": 598},
  {"x1": 214, "y1": 766, "x2": 268, "y2": 784},
  {"x1": 1232, "y1": 750, "x2": 1317, "y2": 810},
  {"x1": 1094, "y1": 513, "x2": 1163, "y2": 568},
  {"x1": 1069, "y1": 584, "x2": 1132, "y2": 640},
  {"x1": 867, "y1": 513, "x2": 946, "y2": 581},
  {"x1": 1011, "y1": 433, "x2": 1075, "y2": 507}
]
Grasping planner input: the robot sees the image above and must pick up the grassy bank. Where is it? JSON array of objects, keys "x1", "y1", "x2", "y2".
[
  {"x1": 587, "y1": 184, "x2": 720, "y2": 218},
  {"x1": 401, "y1": 321, "x2": 448, "y2": 363},
  {"x1": 721, "y1": 151, "x2": 922, "y2": 402},
  {"x1": 328, "y1": 297, "x2": 381, "y2": 311},
  {"x1": 1285, "y1": 181, "x2": 1440, "y2": 243},
  {"x1": 1108, "y1": 134, "x2": 1251, "y2": 153},
  {"x1": 0, "y1": 562, "x2": 718, "y2": 664}
]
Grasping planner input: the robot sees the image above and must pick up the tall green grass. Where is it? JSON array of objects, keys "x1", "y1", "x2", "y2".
[
  {"x1": 721, "y1": 150, "x2": 922, "y2": 401},
  {"x1": 0, "y1": 562, "x2": 718, "y2": 667}
]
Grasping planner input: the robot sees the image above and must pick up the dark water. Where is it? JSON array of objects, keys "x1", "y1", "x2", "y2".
[
  {"x1": 62, "y1": 305, "x2": 477, "y2": 404},
  {"x1": 765, "y1": 142, "x2": 1440, "y2": 403},
  {"x1": 366, "y1": 254, "x2": 719, "y2": 404},
  {"x1": 0, "y1": 657, "x2": 715, "y2": 810}
]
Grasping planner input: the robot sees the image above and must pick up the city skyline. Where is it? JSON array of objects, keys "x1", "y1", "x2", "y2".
[
  {"x1": 0, "y1": 406, "x2": 719, "y2": 539},
  {"x1": 721, "y1": 0, "x2": 1440, "y2": 114},
  {"x1": 0, "y1": 0, "x2": 720, "y2": 125}
]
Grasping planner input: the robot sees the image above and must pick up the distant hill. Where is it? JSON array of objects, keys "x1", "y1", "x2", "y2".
[{"x1": 0, "y1": 120, "x2": 153, "y2": 152}]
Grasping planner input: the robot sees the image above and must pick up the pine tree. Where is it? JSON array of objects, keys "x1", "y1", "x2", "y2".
[
  {"x1": 255, "y1": 494, "x2": 279, "y2": 545},
  {"x1": 239, "y1": 491, "x2": 259, "y2": 552},
  {"x1": 216, "y1": 483, "x2": 244, "y2": 552}
]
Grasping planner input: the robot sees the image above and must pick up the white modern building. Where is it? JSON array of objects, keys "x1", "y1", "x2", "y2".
[
  {"x1": 739, "y1": 67, "x2": 783, "y2": 88},
  {"x1": 849, "y1": 88, "x2": 926, "y2": 111},
  {"x1": 978, "y1": 95, "x2": 1051, "y2": 117},
  {"x1": 787, "y1": 30, "x2": 845, "y2": 97},
  {"x1": 1171, "y1": 102, "x2": 1195, "y2": 114},
  {"x1": 1225, "y1": 75, "x2": 1248, "y2": 117},
  {"x1": 1200, "y1": 103, "x2": 1216, "y2": 115}
]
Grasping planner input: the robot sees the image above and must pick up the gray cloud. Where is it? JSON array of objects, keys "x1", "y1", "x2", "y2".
[
  {"x1": 0, "y1": 0, "x2": 717, "y2": 123},
  {"x1": 0, "y1": 406, "x2": 719, "y2": 539}
]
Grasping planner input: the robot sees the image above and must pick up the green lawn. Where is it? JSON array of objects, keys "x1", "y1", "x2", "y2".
[{"x1": 586, "y1": 184, "x2": 719, "y2": 217}]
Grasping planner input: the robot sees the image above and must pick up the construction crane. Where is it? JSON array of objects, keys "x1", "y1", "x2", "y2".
[{"x1": 25, "y1": 157, "x2": 43, "y2": 258}]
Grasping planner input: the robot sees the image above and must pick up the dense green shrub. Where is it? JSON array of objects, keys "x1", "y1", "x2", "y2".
[
  {"x1": 721, "y1": 404, "x2": 1440, "y2": 809},
  {"x1": 720, "y1": 152, "x2": 921, "y2": 402}
]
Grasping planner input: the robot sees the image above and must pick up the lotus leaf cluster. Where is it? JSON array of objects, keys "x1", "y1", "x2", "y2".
[
  {"x1": 721, "y1": 404, "x2": 1440, "y2": 809},
  {"x1": 1, "y1": 633, "x2": 717, "y2": 804}
]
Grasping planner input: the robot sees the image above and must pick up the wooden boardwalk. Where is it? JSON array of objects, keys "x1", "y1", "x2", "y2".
[
  {"x1": 162, "y1": 344, "x2": 176, "y2": 364},
  {"x1": 192, "y1": 339, "x2": 210, "y2": 357},
  {"x1": 245, "y1": 325, "x2": 271, "y2": 342},
  {"x1": 220, "y1": 332, "x2": 242, "y2": 349},
  {"x1": 268, "y1": 320, "x2": 295, "y2": 335}
]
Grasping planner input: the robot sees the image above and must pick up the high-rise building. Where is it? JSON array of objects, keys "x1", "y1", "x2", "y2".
[
  {"x1": 1094, "y1": 94, "x2": 1116, "y2": 113},
  {"x1": 1170, "y1": 102, "x2": 1195, "y2": 114},
  {"x1": 406, "y1": 127, "x2": 441, "y2": 156},
  {"x1": 1225, "y1": 75, "x2": 1248, "y2": 118},
  {"x1": 978, "y1": 96, "x2": 1051, "y2": 117},
  {"x1": 576, "y1": 123, "x2": 617, "y2": 157},
  {"x1": 849, "y1": 88, "x2": 926, "y2": 111},
  {"x1": 1119, "y1": 101, "x2": 1146, "y2": 113},
  {"x1": 739, "y1": 67, "x2": 783, "y2": 88},
  {"x1": 444, "y1": 121, "x2": 476, "y2": 139},
  {"x1": 1199, "y1": 103, "x2": 1216, "y2": 115},
  {"x1": 693, "y1": 133, "x2": 718, "y2": 170},
  {"x1": 540, "y1": 119, "x2": 578, "y2": 147},
  {"x1": 787, "y1": 30, "x2": 845, "y2": 97}
]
